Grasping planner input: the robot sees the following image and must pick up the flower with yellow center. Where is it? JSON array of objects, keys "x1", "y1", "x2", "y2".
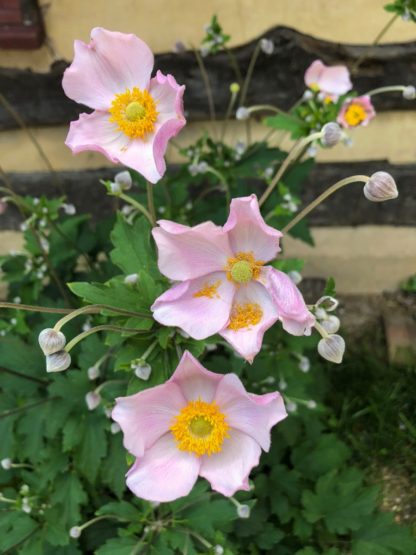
[
  {"x1": 343, "y1": 103, "x2": 367, "y2": 127},
  {"x1": 226, "y1": 252, "x2": 264, "y2": 285},
  {"x1": 109, "y1": 87, "x2": 158, "y2": 139},
  {"x1": 170, "y1": 399, "x2": 230, "y2": 456}
]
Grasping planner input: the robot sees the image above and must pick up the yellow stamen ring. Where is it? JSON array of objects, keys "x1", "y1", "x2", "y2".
[
  {"x1": 344, "y1": 103, "x2": 367, "y2": 127},
  {"x1": 170, "y1": 399, "x2": 229, "y2": 456},
  {"x1": 109, "y1": 87, "x2": 158, "y2": 139},
  {"x1": 228, "y1": 302, "x2": 263, "y2": 331},
  {"x1": 226, "y1": 252, "x2": 264, "y2": 284}
]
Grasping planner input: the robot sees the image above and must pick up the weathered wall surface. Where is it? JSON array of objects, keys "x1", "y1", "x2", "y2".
[{"x1": 0, "y1": 0, "x2": 415, "y2": 295}]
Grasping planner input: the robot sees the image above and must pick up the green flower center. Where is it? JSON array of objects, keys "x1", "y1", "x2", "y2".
[
  {"x1": 189, "y1": 416, "x2": 214, "y2": 438},
  {"x1": 230, "y1": 260, "x2": 253, "y2": 284},
  {"x1": 125, "y1": 101, "x2": 146, "y2": 122}
]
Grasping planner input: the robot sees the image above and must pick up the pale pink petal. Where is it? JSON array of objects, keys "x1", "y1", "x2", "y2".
[
  {"x1": 113, "y1": 134, "x2": 165, "y2": 184},
  {"x1": 199, "y1": 429, "x2": 261, "y2": 496},
  {"x1": 319, "y1": 65, "x2": 352, "y2": 96},
  {"x1": 112, "y1": 382, "x2": 186, "y2": 458},
  {"x1": 220, "y1": 280, "x2": 279, "y2": 362},
  {"x1": 151, "y1": 272, "x2": 234, "y2": 340},
  {"x1": 337, "y1": 95, "x2": 376, "y2": 129},
  {"x1": 304, "y1": 60, "x2": 325, "y2": 88},
  {"x1": 214, "y1": 374, "x2": 287, "y2": 451},
  {"x1": 152, "y1": 220, "x2": 233, "y2": 281},
  {"x1": 262, "y1": 267, "x2": 315, "y2": 335},
  {"x1": 223, "y1": 195, "x2": 282, "y2": 262},
  {"x1": 169, "y1": 350, "x2": 223, "y2": 403},
  {"x1": 126, "y1": 434, "x2": 200, "y2": 502},
  {"x1": 62, "y1": 27, "x2": 154, "y2": 110}
]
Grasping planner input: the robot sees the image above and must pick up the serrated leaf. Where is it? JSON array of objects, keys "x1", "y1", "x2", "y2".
[
  {"x1": 50, "y1": 472, "x2": 88, "y2": 526},
  {"x1": 292, "y1": 434, "x2": 350, "y2": 480},
  {"x1": 100, "y1": 434, "x2": 128, "y2": 498},
  {"x1": 95, "y1": 536, "x2": 140, "y2": 555},
  {"x1": 68, "y1": 280, "x2": 149, "y2": 313},
  {"x1": 352, "y1": 512, "x2": 416, "y2": 555},
  {"x1": 75, "y1": 413, "x2": 107, "y2": 483},
  {"x1": 182, "y1": 499, "x2": 235, "y2": 537}
]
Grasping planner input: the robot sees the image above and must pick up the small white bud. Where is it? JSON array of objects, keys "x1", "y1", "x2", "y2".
[
  {"x1": 236, "y1": 107, "x2": 250, "y2": 120},
  {"x1": 197, "y1": 161, "x2": 209, "y2": 174},
  {"x1": 318, "y1": 334, "x2": 345, "y2": 364},
  {"x1": 264, "y1": 376, "x2": 276, "y2": 385},
  {"x1": 124, "y1": 273, "x2": 139, "y2": 286},
  {"x1": 321, "y1": 122, "x2": 342, "y2": 147},
  {"x1": 316, "y1": 296, "x2": 339, "y2": 312},
  {"x1": 20, "y1": 484, "x2": 29, "y2": 495},
  {"x1": 62, "y1": 203, "x2": 76, "y2": 215},
  {"x1": 237, "y1": 504, "x2": 251, "y2": 518},
  {"x1": 13, "y1": 296, "x2": 21, "y2": 304},
  {"x1": 46, "y1": 350, "x2": 71, "y2": 373},
  {"x1": 69, "y1": 526, "x2": 81, "y2": 539},
  {"x1": 288, "y1": 270, "x2": 302, "y2": 285},
  {"x1": 315, "y1": 307, "x2": 327, "y2": 320},
  {"x1": 303, "y1": 90, "x2": 314, "y2": 101},
  {"x1": 307, "y1": 145, "x2": 318, "y2": 158},
  {"x1": 363, "y1": 172, "x2": 398, "y2": 202},
  {"x1": 188, "y1": 163, "x2": 199, "y2": 176},
  {"x1": 306, "y1": 400, "x2": 317, "y2": 409},
  {"x1": 1, "y1": 458, "x2": 12, "y2": 470},
  {"x1": 286, "y1": 401, "x2": 298, "y2": 413},
  {"x1": 85, "y1": 391, "x2": 101, "y2": 411},
  {"x1": 260, "y1": 38, "x2": 274, "y2": 55},
  {"x1": 20, "y1": 222, "x2": 28, "y2": 232},
  {"x1": 82, "y1": 320, "x2": 92, "y2": 332},
  {"x1": 110, "y1": 422, "x2": 121, "y2": 434},
  {"x1": 109, "y1": 182, "x2": 122, "y2": 195},
  {"x1": 87, "y1": 366, "x2": 100, "y2": 380},
  {"x1": 298, "y1": 356, "x2": 310, "y2": 373},
  {"x1": 214, "y1": 546, "x2": 224, "y2": 555},
  {"x1": 134, "y1": 362, "x2": 152, "y2": 381},
  {"x1": 321, "y1": 315, "x2": 340, "y2": 334},
  {"x1": 115, "y1": 171, "x2": 132, "y2": 191},
  {"x1": 403, "y1": 85, "x2": 416, "y2": 100},
  {"x1": 38, "y1": 328, "x2": 66, "y2": 356},
  {"x1": 104, "y1": 407, "x2": 113, "y2": 418},
  {"x1": 10, "y1": 318, "x2": 17, "y2": 326},
  {"x1": 278, "y1": 378, "x2": 287, "y2": 390}
]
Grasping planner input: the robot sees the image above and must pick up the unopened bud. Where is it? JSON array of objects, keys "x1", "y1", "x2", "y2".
[
  {"x1": 214, "y1": 546, "x2": 224, "y2": 555},
  {"x1": 321, "y1": 122, "x2": 342, "y2": 147},
  {"x1": 110, "y1": 422, "x2": 121, "y2": 434},
  {"x1": 87, "y1": 366, "x2": 100, "y2": 380},
  {"x1": 124, "y1": 273, "x2": 138, "y2": 285},
  {"x1": 173, "y1": 40, "x2": 186, "y2": 53},
  {"x1": 288, "y1": 270, "x2": 302, "y2": 285},
  {"x1": 306, "y1": 400, "x2": 317, "y2": 409},
  {"x1": 38, "y1": 328, "x2": 66, "y2": 356},
  {"x1": 62, "y1": 203, "x2": 76, "y2": 215},
  {"x1": 230, "y1": 82, "x2": 240, "y2": 95},
  {"x1": 69, "y1": 526, "x2": 81, "y2": 539},
  {"x1": 316, "y1": 295, "x2": 339, "y2": 312},
  {"x1": 85, "y1": 391, "x2": 101, "y2": 411},
  {"x1": 237, "y1": 504, "x2": 251, "y2": 518},
  {"x1": 260, "y1": 38, "x2": 274, "y2": 55},
  {"x1": 303, "y1": 90, "x2": 314, "y2": 101},
  {"x1": 1, "y1": 458, "x2": 12, "y2": 470},
  {"x1": 236, "y1": 107, "x2": 250, "y2": 120},
  {"x1": 115, "y1": 170, "x2": 132, "y2": 191},
  {"x1": 298, "y1": 356, "x2": 310, "y2": 373},
  {"x1": 286, "y1": 401, "x2": 298, "y2": 413},
  {"x1": 46, "y1": 350, "x2": 71, "y2": 373},
  {"x1": 321, "y1": 315, "x2": 340, "y2": 334},
  {"x1": 318, "y1": 334, "x2": 345, "y2": 364},
  {"x1": 134, "y1": 362, "x2": 152, "y2": 381},
  {"x1": 109, "y1": 182, "x2": 122, "y2": 195},
  {"x1": 315, "y1": 307, "x2": 327, "y2": 320},
  {"x1": 364, "y1": 172, "x2": 398, "y2": 202},
  {"x1": 403, "y1": 85, "x2": 416, "y2": 100}
]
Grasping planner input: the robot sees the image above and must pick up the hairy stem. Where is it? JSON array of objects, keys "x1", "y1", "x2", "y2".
[{"x1": 146, "y1": 182, "x2": 157, "y2": 226}]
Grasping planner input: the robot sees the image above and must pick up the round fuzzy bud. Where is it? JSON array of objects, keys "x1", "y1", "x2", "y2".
[
  {"x1": 286, "y1": 401, "x2": 298, "y2": 413},
  {"x1": 20, "y1": 484, "x2": 29, "y2": 495},
  {"x1": 110, "y1": 422, "x2": 121, "y2": 434},
  {"x1": 288, "y1": 270, "x2": 302, "y2": 285},
  {"x1": 124, "y1": 273, "x2": 138, "y2": 285},
  {"x1": 321, "y1": 315, "x2": 341, "y2": 334},
  {"x1": 69, "y1": 526, "x2": 81, "y2": 539},
  {"x1": 62, "y1": 203, "x2": 76, "y2": 215},
  {"x1": 87, "y1": 366, "x2": 100, "y2": 380},
  {"x1": 214, "y1": 546, "x2": 225, "y2": 555},
  {"x1": 321, "y1": 122, "x2": 342, "y2": 147},
  {"x1": 315, "y1": 307, "x2": 327, "y2": 320},
  {"x1": 237, "y1": 504, "x2": 251, "y2": 518},
  {"x1": 318, "y1": 334, "x2": 345, "y2": 364},
  {"x1": 134, "y1": 362, "x2": 152, "y2": 381},
  {"x1": 109, "y1": 182, "x2": 122, "y2": 195},
  {"x1": 1, "y1": 458, "x2": 12, "y2": 470},
  {"x1": 260, "y1": 38, "x2": 274, "y2": 55},
  {"x1": 298, "y1": 356, "x2": 310, "y2": 373},
  {"x1": 115, "y1": 170, "x2": 132, "y2": 191},
  {"x1": 403, "y1": 85, "x2": 416, "y2": 100},
  {"x1": 306, "y1": 400, "x2": 317, "y2": 409},
  {"x1": 46, "y1": 350, "x2": 71, "y2": 373},
  {"x1": 316, "y1": 296, "x2": 339, "y2": 312},
  {"x1": 230, "y1": 82, "x2": 240, "y2": 94},
  {"x1": 364, "y1": 172, "x2": 398, "y2": 202},
  {"x1": 38, "y1": 328, "x2": 66, "y2": 356},
  {"x1": 85, "y1": 391, "x2": 101, "y2": 411},
  {"x1": 236, "y1": 107, "x2": 250, "y2": 120},
  {"x1": 303, "y1": 89, "x2": 314, "y2": 101}
]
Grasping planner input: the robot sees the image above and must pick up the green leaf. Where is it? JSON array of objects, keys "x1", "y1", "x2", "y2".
[
  {"x1": 96, "y1": 500, "x2": 140, "y2": 521},
  {"x1": 100, "y1": 434, "x2": 128, "y2": 498},
  {"x1": 324, "y1": 277, "x2": 337, "y2": 297},
  {"x1": 75, "y1": 413, "x2": 107, "y2": 483},
  {"x1": 68, "y1": 279, "x2": 148, "y2": 312},
  {"x1": 0, "y1": 513, "x2": 38, "y2": 552},
  {"x1": 264, "y1": 114, "x2": 308, "y2": 138},
  {"x1": 292, "y1": 434, "x2": 350, "y2": 480},
  {"x1": 352, "y1": 512, "x2": 416, "y2": 555},
  {"x1": 182, "y1": 499, "x2": 235, "y2": 537},
  {"x1": 95, "y1": 536, "x2": 140, "y2": 555},
  {"x1": 50, "y1": 472, "x2": 88, "y2": 526},
  {"x1": 110, "y1": 214, "x2": 158, "y2": 275}
]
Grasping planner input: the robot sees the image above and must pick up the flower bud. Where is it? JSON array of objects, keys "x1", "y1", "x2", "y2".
[
  {"x1": 236, "y1": 107, "x2": 250, "y2": 120},
  {"x1": 286, "y1": 401, "x2": 298, "y2": 413},
  {"x1": 124, "y1": 273, "x2": 138, "y2": 285},
  {"x1": 315, "y1": 307, "x2": 327, "y2": 320},
  {"x1": 115, "y1": 170, "x2": 132, "y2": 191},
  {"x1": 316, "y1": 295, "x2": 339, "y2": 312},
  {"x1": 87, "y1": 366, "x2": 100, "y2": 380},
  {"x1": 364, "y1": 172, "x2": 398, "y2": 202},
  {"x1": 1, "y1": 458, "x2": 12, "y2": 470},
  {"x1": 298, "y1": 356, "x2": 310, "y2": 373},
  {"x1": 306, "y1": 400, "x2": 317, "y2": 409},
  {"x1": 260, "y1": 38, "x2": 274, "y2": 55},
  {"x1": 230, "y1": 82, "x2": 240, "y2": 95},
  {"x1": 288, "y1": 270, "x2": 302, "y2": 285},
  {"x1": 134, "y1": 362, "x2": 152, "y2": 381},
  {"x1": 62, "y1": 203, "x2": 76, "y2": 215},
  {"x1": 214, "y1": 546, "x2": 224, "y2": 555},
  {"x1": 237, "y1": 504, "x2": 251, "y2": 518},
  {"x1": 85, "y1": 391, "x2": 101, "y2": 411},
  {"x1": 403, "y1": 85, "x2": 415, "y2": 100},
  {"x1": 321, "y1": 315, "x2": 340, "y2": 334},
  {"x1": 109, "y1": 182, "x2": 122, "y2": 195},
  {"x1": 321, "y1": 122, "x2": 342, "y2": 147},
  {"x1": 172, "y1": 40, "x2": 186, "y2": 54},
  {"x1": 110, "y1": 422, "x2": 121, "y2": 434},
  {"x1": 318, "y1": 334, "x2": 345, "y2": 364},
  {"x1": 38, "y1": 328, "x2": 66, "y2": 356},
  {"x1": 46, "y1": 350, "x2": 71, "y2": 373},
  {"x1": 69, "y1": 526, "x2": 81, "y2": 539},
  {"x1": 303, "y1": 90, "x2": 314, "y2": 101}
]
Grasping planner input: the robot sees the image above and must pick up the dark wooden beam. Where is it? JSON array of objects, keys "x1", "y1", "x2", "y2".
[
  {"x1": 0, "y1": 26, "x2": 415, "y2": 130},
  {"x1": 1, "y1": 161, "x2": 414, "y2": 230}
]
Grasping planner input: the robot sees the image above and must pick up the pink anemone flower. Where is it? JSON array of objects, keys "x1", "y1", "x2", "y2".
[
  {"x1": 62, "y1": 28, "x2": 186, "y2": 184},
  {"x1": 337, "y1": 95, "x2": 376, "y2": 129},
  {"x1": 112, "y1": 350, "x2": 287, "y2": 502},
  {"x1": 151, "y1": 195, "x2": 315, "y2": 362},
  {"x1": 304, "y1": 59, "x2": 352, "y2": 99}
]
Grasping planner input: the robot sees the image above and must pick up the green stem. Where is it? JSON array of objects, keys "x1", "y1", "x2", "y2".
[
  {"x1": 65, "y1": 325, "x2": 146, "y2": 352},
  {"x1": 53, "y1": 304, "x2": 152, "y2": 332},
  {"x1": 224, "y1": 45, "x2": 243, "y2": 85},
  {"x1": 0, "y1": 301, "x2": 72, "y2": 315},
  {"x1": 0, "y1": 366, "x2": 49, "y2": 385},
  {"x1": 220, "y1": 90, "x2": 239, "y2": 141},
  {"x1": 205, "y1": 166, "x2": 231, "y2": 206},
  {"x1": 314, "y1": 320, "x2": 330, "y2": 339},
  {"x1": 146, "y1": 182, "x2": 156, "y2": 226},
  {"x1": 0, "y1": 397, "x2": 58, "y2": 419},
  {"x1": 192, "y1": 46, "x2": 216, "y2": 121},
  {"x1": 248, "y1": 104, "x2": 304, "y2": 123},
  {"x1": 365, "y1": 85, "x2": 408, "y2": 97},
  {"x1": 141, "y1": 340, "x2": 158, "y2": 361},
  {"x1": 118, "y1": 193, "x2": 154, "y2": 225},
  {"x1": 282, "y1": 175, "x2": 369, "y2": 234},
  {"x1": 239, "y1": 41, "x2": 261, "y2": 107},
  {"x1": 351, "y1": 13, "x2": 399, "y2": 73},
  {"x1": 259, "y1": 132, "x2": 322, "y2": 207}
]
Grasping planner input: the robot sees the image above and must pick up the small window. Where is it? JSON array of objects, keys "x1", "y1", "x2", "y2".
[{"x1": 0, "y1": 0, "x2": 44, "y2": 49}]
